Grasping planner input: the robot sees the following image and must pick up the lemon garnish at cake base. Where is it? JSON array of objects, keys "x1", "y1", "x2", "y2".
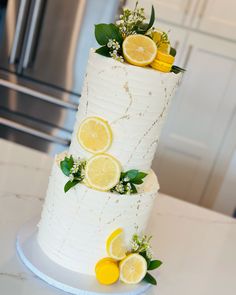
[
  {"x1": 119, "y1": 253, "x2": 147, "y2": 284},
  {"x1": 77, "y1": 116, "x2": 112, "y2": 153},
  {"x1": 106, "y1": 228, "x2": 126, "y2": 260},
  {"x1": 123, "y1": 35, "x2": 157, "y2": 67},
  {"x1": 85, "y1": 153, "x2": 121, "y2": 191}
]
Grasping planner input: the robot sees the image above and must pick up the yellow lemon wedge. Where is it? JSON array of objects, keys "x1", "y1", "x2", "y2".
[
  {"x1": 77, "y1": 117, "x2": 112, "y2": 154},
  {"x1": 119, "y1": 253, "x2": 147, "y2": 284},
  {"x1": 151, "y1": 30, "x2": 170, "y2": 54},
  {"x1": 95, "y1": 258, "x2": 119, "y2": 285},
  {"x1": 106, "y1": 228, "x2": 126, "y2": 260},
  {"x1": 85, "y1": 154, "x2": 121, "y2": 191},
  {"x1": 122, "y1": 34, "x2": 157, "y2": 67}
]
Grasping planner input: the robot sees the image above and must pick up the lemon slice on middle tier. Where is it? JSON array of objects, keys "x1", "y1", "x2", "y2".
[
  {"x1": 85, "y1": 154, "x2": 121, "y2": 191},
  {"x1": 106, "y1": 228, "x2": 126, "y2": 260},
  {"x1": 77, "y1": 117, "x2": 112, "y2": 153}
]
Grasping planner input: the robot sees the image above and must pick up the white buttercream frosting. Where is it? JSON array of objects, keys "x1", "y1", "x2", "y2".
[
  {"x1": 37, "y1": 160, "x2": 159, "y2": 274},
  {"x1": 37, "y1": 50, "x2": 181, "y2": 276},
  {"x1": 69, "y1": 50, "x2": 181, "y2": 171}
]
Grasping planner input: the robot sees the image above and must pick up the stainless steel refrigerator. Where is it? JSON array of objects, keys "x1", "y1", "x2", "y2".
[{"x1": 0, "y1": 0, "x2": 121, "y2": 155}]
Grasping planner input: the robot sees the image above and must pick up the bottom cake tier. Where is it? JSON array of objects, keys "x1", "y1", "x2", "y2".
[{"x1": 37, "y1": 155, "x2": 159, "y2": 275}]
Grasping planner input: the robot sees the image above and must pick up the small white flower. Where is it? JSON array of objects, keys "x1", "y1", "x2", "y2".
[
  {"x1": 124, "y1": 176, "x2": 130, "y2": 182},
  {"x1": 69, "y1": 174, "x2": 74, "y2": 181}
]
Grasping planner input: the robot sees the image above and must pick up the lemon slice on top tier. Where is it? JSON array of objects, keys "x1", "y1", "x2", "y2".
[
  {"x1": 119, "y1": 253, "x2": 147, "y2": 284},
  {"x1": 123, "y1": 34, "x2": 157, "y2": 67},
  {"x1": 106, "y1": 228, "x2": 126, "y2": 260},
  {"x1": 77, "y1": 117, "x2": 112, "y2": 153},
  {"x1": 85, "y1": 153, "x2": 121, "y2": 191}
]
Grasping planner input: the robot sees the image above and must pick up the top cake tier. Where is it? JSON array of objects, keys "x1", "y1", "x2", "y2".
[{"x1": 69, "y1": 50, "x2": 181, "y2": 171}]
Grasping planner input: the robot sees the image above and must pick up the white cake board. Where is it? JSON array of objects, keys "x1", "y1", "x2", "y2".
[{"x1": 16, "y1": 218, "x2": 151, "y2": 295}]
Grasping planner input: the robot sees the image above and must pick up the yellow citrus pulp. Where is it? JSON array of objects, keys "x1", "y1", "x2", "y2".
[
  {"x1": 122, "y1": 34, "x2": 157, "y2": 67},
  {"x1": 119, "y1": 253, "x2": 147, "y2": 284},
  {"x1": 85, "y1": 154, "x2": 121, "y2": 191},
  {"x1": 95, "y1": 258, "x2": 119, "y2": 285},
  {"x1": 106, "y1": 228, "x2": 126, "y2": 260},
  {"x1": 77, "y1": 116, "x2": 112, "y2": 153},
  {"x1": 151, "y1": 30, "x2": 170, "y2": 54}
]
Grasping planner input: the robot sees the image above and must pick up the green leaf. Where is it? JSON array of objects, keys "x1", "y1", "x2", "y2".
[
  {"x1": 95, "y1": 46, "x2": 111, "y2": 57},
  {"x1": 126, "y1": 170, "x2": 139, "y2": 180},
  {"x1": 130, "y1": 183, "x2": 137, "y2": 194},
  {"x1": 171, "y1": 65, "x2": 186, "y2": 74},
  {"x1": 132, "y1": 172, "x2": 147, "y2": 184},
  {"x1": 95, "y1": 23, "x2": 123, "y2": 46},
  {"x1": 143, "y1": 272, "x2": 157, "y2": 285},
  {"x1": 64, "y1": 180, "x2": 79, "y2": 193},
  {"x1": 170, "y1": 47, "x2": 177, "y2": 57},
  {"x1": 148, "y1": 260, "x2": 163, "y2": 270},
  {"x1": 60, "y1": 156, "x2": 74, "y2": 176},
  {"x1": 146, "y1": 5, "x2": 155, "y2": 31},
  {"x1": 136, "y1": 5, "x2": 155, "y2": 34},
  {"x1": 140, "y1": 251, "x2": 151, "y2": 268}
]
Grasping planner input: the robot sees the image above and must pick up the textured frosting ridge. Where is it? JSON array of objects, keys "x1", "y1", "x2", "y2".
[
  {"x1": 69, "y1": 50, "x2": 181, "y2": 171},
  {"x1": 38, "y1": 160, "x2": 159, "y2": 274}
]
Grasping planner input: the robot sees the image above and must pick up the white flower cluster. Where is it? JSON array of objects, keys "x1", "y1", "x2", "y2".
[
  {"x1": 107, "y1": 39, "x2": 124, "y2": 62},
  {"x1": 69, "y1": 157, "x2": 86, "y2": 182},
  {"x1": 116, "y1": 4, "x2": 146, "y2": 37},
  {"x1": 130, "y1": 234, "x2": 153, "y2": 259},
  {"x1": 113, "y1": 181, "x2": 132, "y2": 194}
]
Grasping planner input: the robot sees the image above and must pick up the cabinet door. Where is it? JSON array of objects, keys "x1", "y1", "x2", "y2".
[
  {"x1": 196, "y1": 0, "x2": 236, "y2": 40},
  {"x1": 125, "y1": 0, "x2": 195, "y2": 26},
  {"x1": 153, "y1": 32, "x2": 236, "y2": 204}
]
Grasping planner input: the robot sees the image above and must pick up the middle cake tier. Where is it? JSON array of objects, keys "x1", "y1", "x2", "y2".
[{"x1": 69, "y1": 50, "x2": 181, "y2": 171}]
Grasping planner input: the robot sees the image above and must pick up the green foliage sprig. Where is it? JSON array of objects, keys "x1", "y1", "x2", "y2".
[
  {"x1": 60, "y1": 155, "x2": 86, "y2": 193},
  {"x1": 171, "y1": 65, "x2": 186, "y2": 74},
  {"x1": 130, "y1": 234, "x2": 163, "y2": 285},
  {"x1": 110, "y1": 169, "x2": 147, "y2": 194}
]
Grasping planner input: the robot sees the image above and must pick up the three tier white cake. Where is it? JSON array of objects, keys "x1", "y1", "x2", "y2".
[{"x1": 37, "y1": 50, "x2": 181, "y2": 275}]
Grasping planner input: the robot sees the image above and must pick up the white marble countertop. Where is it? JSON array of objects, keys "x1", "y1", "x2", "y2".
[{"x1": 0, "y1": 138, "x2": 236, "y2": 295}]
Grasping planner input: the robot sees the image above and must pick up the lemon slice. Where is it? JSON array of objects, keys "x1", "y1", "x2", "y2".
[
  {"x1": 77, "y1": 117, "x2": 112, "y2": 153},
  {"x1": 119, "y1": 253, "x2": 147, "y2": 284},
  {"x1": 158, "y1": 42, "x2": 170, "y2": 54},
  {"x1": 151, "y1": 30, "x2": 170, "y2": 54},
  {"x1": 85, "y1": 154, "x2": 121, "y2": 191},
  {"x1": 123, "y1": 34, "x2": 157, "y2": 67},
  {"x1": 106, "y1": 228, "x2": 126, "y2": 260}
]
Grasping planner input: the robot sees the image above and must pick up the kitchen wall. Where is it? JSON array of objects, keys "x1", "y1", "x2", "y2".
[{"x1": 126, "y1": 0, "x2": 236, "y2": 216}]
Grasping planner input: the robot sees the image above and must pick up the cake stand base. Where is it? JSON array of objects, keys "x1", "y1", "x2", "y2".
[{"x1": 16, "y1": 218, "x2": 151, "y2": 295}]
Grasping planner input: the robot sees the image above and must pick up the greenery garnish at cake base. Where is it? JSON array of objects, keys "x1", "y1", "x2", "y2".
[
  {"x1": 60, "y1": 155, "x2": 86, "y2": 193},
  {"x1": 130, "y1": 233, "x2": 162, "y2": 285}
]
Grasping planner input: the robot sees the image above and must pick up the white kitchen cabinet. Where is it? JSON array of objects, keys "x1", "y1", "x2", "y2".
[
  {"x1": 153, "y1": 32, "x2": 236, "y2": 204},
  {"x1": 194, "y1": 0, "x2": 236, "y2": 40},
  {"x1": 125, "y1": 0, "x2": 197, "y2": 26}
]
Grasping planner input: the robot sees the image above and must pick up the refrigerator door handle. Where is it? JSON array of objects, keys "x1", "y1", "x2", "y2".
[
  {"x1": 9, "y1": 0, "x2": 29, "y2": 64},
  {"x1": 0, "y1": 79, "x2": 78, "y2": 110},
  {"x1": 22, "y1": 0, "x2": 43, "y2": 69},
  {"x1": 0, "y1": 117, "x2": 70, "y2": 146}
]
